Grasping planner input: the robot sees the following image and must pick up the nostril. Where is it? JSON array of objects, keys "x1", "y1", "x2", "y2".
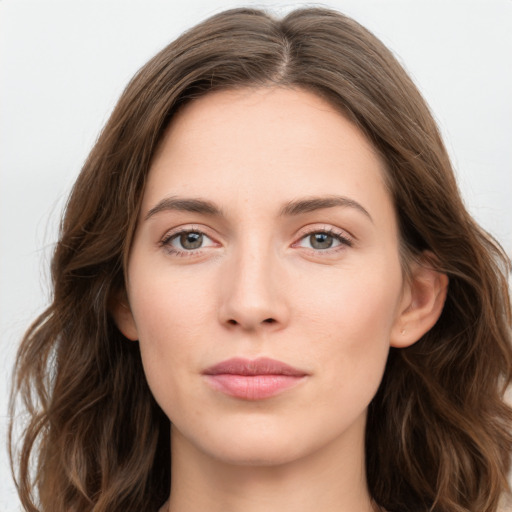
[{"x1": 225, "y1": 318, "x2": 276, "y2": 327}]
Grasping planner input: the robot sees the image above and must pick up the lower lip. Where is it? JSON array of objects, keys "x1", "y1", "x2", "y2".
[{"x1": 204, "y1": 374, "x2": 305, "y2": 400}]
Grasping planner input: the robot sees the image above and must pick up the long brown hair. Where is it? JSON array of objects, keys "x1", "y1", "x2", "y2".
[{"x1": 10, "y1": 7, "x2": 512, "y2": 512}]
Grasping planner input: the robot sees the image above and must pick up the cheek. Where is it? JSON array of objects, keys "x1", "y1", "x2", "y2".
[
  {"x1": 299, "y1": 259, "x2": 402, "y2": 337},
  {"x1": 126, "y1": 266, "x2": 213, "y2": 404},
  {"x1": 128, "y1": 253, "x2": 213, "y2": 343},
  {"x1": 295, "y1": 260, "x2": 402, "y2": 387}
]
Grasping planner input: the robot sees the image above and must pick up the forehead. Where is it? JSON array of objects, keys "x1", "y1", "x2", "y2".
[{"x1": 144, "y1": 87, "x2": 392, "y2": 220}]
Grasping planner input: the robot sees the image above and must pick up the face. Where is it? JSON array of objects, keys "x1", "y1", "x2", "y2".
[{"x1": 119, "y1": 87, "x2": 411, "y2": 466}]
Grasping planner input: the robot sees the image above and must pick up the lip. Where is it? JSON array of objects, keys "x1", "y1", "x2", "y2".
[{"x1": 202, "y1": 357, "x2": 308, "y2": 400}]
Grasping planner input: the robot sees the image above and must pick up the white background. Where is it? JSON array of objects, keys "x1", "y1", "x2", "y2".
[{"x1": 1, "y1": 1, "x2": 511, "y2": 510}]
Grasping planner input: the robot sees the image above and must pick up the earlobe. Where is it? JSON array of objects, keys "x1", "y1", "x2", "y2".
[
  {"x1": 391, "y1": 255, "x2": 448, "y2": 348},
  {"x1": 110, "y1": 290, "x2": 139, "y2": 341}
]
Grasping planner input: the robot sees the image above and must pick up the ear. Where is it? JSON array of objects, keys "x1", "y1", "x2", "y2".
[
  {"x1": 390, "y1": 253, "x2": 448, "y2": 348},
  {"x1": 110, "y1": 289, "x2": 139, "y2": 341}
]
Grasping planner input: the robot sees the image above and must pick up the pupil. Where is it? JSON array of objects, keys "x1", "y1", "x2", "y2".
[
  {"x1": 310, "y1": 233, "x2": 333, "y2": 249},
  {"x1": 180, "y1": 232, "x2": 203, "y2": 249}
]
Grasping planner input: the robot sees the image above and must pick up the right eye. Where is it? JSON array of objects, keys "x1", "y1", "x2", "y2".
[{"x1": 162, "y1": 229, "x2": 217, "y2": 255}]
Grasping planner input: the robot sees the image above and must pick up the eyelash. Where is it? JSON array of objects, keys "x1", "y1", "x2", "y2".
[{"x1": 159, "y1": 227, "x2": 353, "y2": 257}]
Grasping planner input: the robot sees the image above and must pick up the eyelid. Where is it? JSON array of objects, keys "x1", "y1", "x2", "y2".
[{"x1": 160, "y1": 223, "x2": 213, "y2": 239}]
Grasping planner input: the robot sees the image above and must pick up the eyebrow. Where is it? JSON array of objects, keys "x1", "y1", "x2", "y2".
[
  {"x1": 279, "y1": 195, "x2": 373, "y2": 222},
  {"x1": 144, "y1": 194, "x2": 372, "y2": 222},
  {"x1": 145, "y1": 196, "x2": 223, "y2": 220}
]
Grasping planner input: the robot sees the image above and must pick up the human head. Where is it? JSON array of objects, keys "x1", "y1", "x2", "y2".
[{"x1": 11, "y1": 7, "x2": 511, "y2": 512}]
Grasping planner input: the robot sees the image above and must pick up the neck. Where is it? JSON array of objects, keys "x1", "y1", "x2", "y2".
[{"x1": 165, "y1": 416, "x2": 375, "y2": 512}]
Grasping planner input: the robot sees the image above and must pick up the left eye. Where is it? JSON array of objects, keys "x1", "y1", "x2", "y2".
[
  {"x1": 296, "y1": 231, "x2": 350, "y2": 250},
  {"x1": 166, "y1": 231, "x2": 216, "y2": 251}
]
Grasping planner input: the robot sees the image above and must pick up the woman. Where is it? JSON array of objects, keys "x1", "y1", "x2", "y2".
[{"x1": 9, "y1": 7, "x2": 512, "y2": 512}]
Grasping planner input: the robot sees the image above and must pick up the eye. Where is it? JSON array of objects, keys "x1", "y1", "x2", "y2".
[
  {"x1": 162, "y1": 229, "x2": 217, "y2": 254},
  {"x1": 294, "y1": 229, "x2": 352, "y2": 251},
  {"x1": 306, "y1": 232, "x2": 338, "y2": 250}
]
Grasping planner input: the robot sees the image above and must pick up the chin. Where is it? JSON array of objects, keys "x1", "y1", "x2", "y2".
[
  {"x1": 210, "y1": 442, "x2": 307, "y2": 467},
  {"x1": 188, "y1": 420, "x2": 344, "y2": 468}
]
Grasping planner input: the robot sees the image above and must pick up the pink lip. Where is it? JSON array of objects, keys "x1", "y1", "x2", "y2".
[{"x1": 203, "y1": 357, "x2": 308, "y2": 400}]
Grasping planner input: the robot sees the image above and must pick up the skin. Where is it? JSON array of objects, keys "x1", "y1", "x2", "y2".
[{"x1": 114, "y1": 87, "x2": 448, "y2": 512}]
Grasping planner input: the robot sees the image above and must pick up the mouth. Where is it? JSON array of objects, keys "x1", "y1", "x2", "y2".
[{"x1": 202, "y1": 357, "x2": 308, "y2": 400}]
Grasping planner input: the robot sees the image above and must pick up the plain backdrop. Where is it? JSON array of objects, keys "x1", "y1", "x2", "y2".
[{"x1": 1, "y1": 1, "x2": 511, "y2": 510}]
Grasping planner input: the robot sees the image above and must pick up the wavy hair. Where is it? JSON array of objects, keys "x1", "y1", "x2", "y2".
[{"x1": 10, "y1": 7, "x2": 512, "y2": 512}]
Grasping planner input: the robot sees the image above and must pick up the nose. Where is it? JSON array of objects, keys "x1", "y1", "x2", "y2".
[{"x1": 217, "y1": 243, "x2": 290, "y2": 332}]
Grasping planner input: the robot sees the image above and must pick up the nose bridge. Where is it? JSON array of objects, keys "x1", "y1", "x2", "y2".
[{"x1": 219, "y1": 231, "x2": 287, "y2": 330}]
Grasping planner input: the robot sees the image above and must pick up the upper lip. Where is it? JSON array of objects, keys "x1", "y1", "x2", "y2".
[{"x1": 203, "y1": 357, "x2": 308, "y2": 376}]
